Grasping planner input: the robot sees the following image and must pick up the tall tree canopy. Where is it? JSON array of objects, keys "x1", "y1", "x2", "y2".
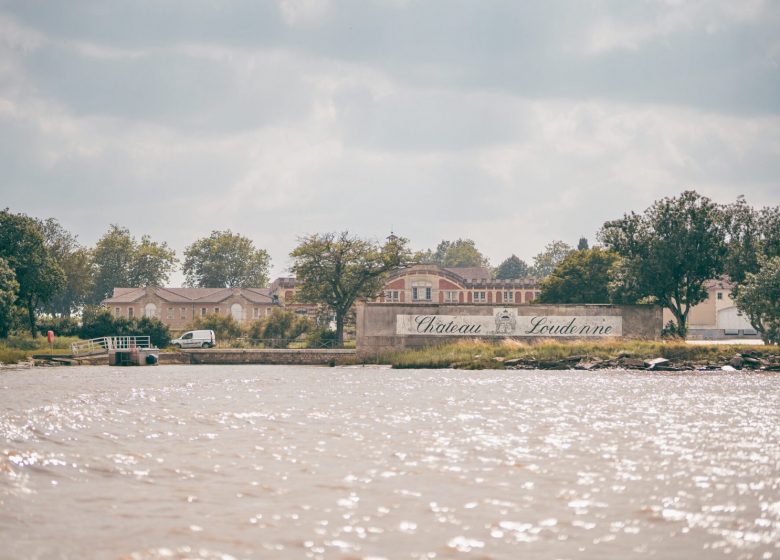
[
  {"x1": 291, "y1": 231, "x2": 410, "y2": 344},
  {"x1": 531, "y1": 240, "x2": 573, "y2": 278},
  {"x1": 419, "y1": 239, "x2": 490, "y2": 268},
  {"x1": 735, "y1": 256, "x2": 780, "y2": 345},
  {"x1": 91, "y1": 225, "x2": 177, "y2": 303},
  {"x1": 0, "y1": 209, "x2": 65, "y2": 336},
  {"x1": 495, "y1": 254, "x2": 530, "y2": 279},
  {"x1": 600, "y1": 190, "x2": 726, "y2": 336},
  {"x1": 183, "y1": 230, "x2": 270, "y2": 288},
  {"x1": 39, "y1": 218, "x2": 93, "y2": 316},
  {"x1": 537, "y1": 248, "x2": 618, "y2": 304},
  {"x1": 0, "y1": 257, "x2": 19, "y2": 338}
]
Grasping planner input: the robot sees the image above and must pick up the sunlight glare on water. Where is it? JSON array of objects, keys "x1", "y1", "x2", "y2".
[{"x1": 1, "y1": 365, "x2": 779, "y2": 559}]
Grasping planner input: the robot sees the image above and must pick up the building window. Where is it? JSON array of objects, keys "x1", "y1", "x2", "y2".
[
  {"x1": 214, "y1": 307, "x2": 220, "y2": 314},
  {"x1": 384, "y1": 290, "x2": 400, "y2": 302},
  {"x1": 201, "y1": 307, "x2": 207, "y2": 317},
  {"x1": 412, "y1": 282, "x2": 432, "y2": 301},
  {"x1": 444, "y1": 291, "x2": 459, "y2": 304},
  {"x1": 503, "y1": 291, "x2": 514, "y2": 302},
  {"x1": 128, "y1": 307, "x2": 134, "y2": 318},
  {"x1": 473, "y1": 291, "x2": 486, "y2": 303},
  {"x1": 717, "y1": 292, "x2": 723, "y2": 300},
  {"x1": 167, "y1": 307, "x2": 173, "y2": 319},
  {"x1": 114, "y1": 307, "x2": 120, "y2": 317},
  {"x1": 181, "y1": 308, "x2": 187, "y2": 319},
  {"x1": 253, "y1": 307, "x2": 259, "y2": 318}
]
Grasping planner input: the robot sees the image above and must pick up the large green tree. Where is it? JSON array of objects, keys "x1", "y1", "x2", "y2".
[
  {"x1": 419, "y1": 239, "x2": 490, "y2": 268},
  {"x1": 721, "y1": 198, "x2": 780, "y2": 285},
  {"x1": 537, "y1": 248, "x2": 619, "y2": 304},
  {"x1": 39, "y1": 218, "x2": 93, "y2": 316},
  {"x1": 495, "y1": 254, "x2": 530, "y2": 279},
  {"x1": 290, "y1": 231, "x2": 410, "y2": 345},
  {"x1": 0, "y1": 209, "x2": 65, "y2": 336},
  {"x1": 735, "y1": 256, "x2": 780, "y2": 345},
  {"x1": 0, "y1": 257, "x2": 19, "y2": 338},
  {"x1": 531, "y1": 240, "x2": 573, "y2": 278},
  {"x1": 600, "y1": 190, "x2": 726, "y2": 337},
  {"x1": 90, "y1": 225, "x2": 176, "y2": 303},
  {"x1": 183, "y1": 230, "x2": 270, "y2": 288}
]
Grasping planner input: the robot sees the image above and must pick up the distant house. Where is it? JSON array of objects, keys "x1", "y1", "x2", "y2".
[
  {"x1": 662, "y1": 278, "x2": 756, "y2": 338},
  {"x1": 102, "y1": 286, "x2": 277, "y2": 331}
]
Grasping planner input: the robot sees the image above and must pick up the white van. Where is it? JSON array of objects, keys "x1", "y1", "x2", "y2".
[{"x1": 170, "y1": 330, "x2": 216, "y2": 349}]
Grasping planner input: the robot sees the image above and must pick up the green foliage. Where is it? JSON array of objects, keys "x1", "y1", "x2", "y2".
[
  {"x1": 306, "y1": 327, "x2": 339, "y2": 348},
  {"x1": 291, "y1": 231, "x2": 410, "y2": 344},
  {"x1": 418, "y1": 239, "x2": 490, "y2": 268},
  {"x1": 721, "y1": 196, "x2": 762, "y2": 284},
  {"x1": 38, "y1": 218, "x2": 93, "y2": 316},
  {"x1": 246, "y1": 308, "x2": 314, "y2": 347},
  {"x1": 600, "y1": 191, "x2": 726, "y2": 337},
  {"x1": 538, "y1": 248, "x2": 618, "y2": 303},
  {"x1": 383, "y1": 339, "x2": 779, "y2": 370},
  {"x1": 187, "y1": 313, "x2": 243, "y2": 341},
  {"x1": 90, "y1": 225, "x2": 176, "y2": 303},
  {"x1": 79, "y1": 306, "x2": 171, "y2": 347},
  {"x1": 135, "y1": 316, "x2": 172, "y2": 348},
  {"x1": 495, "y1": 254, "x2": 529, "y2": 279},
  {"x1": 183, "y1": 230, "x2": 270, "y2": 288},
  {"x1": 0, "y1": 209, "x2": 65, "y2": 337},
  {"x1": 735, "y1": 256, "x2": 780, "y2": 345},
  {"x1": 0, "y1": 257, "x2": 19, "y2": 338},
  {"x1": 531, "y1": 240, "x2": 573, "y2": 278},
  {"x1": 36, "y1": 315, "x2": 81, "y2": 337}
]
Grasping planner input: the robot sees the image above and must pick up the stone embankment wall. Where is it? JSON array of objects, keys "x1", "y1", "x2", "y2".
[
  {"x1": 357, "y1": 303, "x2": 662, "y2": 357},
  {"x1": 183, "y1": 348, "x2": 355, "y2": 365}
]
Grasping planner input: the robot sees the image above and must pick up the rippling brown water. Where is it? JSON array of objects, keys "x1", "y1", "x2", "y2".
[{"x1": 1, "y1": 365, "x2": 778, "y2": 559}]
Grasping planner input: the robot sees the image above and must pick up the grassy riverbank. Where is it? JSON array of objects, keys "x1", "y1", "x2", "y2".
[
  {"x1": 0, "y1": 335, "x2": 79, "y2": 365},
  {"x1": 383, "y1": 339, "x2": 780, "y2": 370}
]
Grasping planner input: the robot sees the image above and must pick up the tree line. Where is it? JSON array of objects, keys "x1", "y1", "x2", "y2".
[
  {"x1": 536, "y1": 191, "x2": 780, "y2": 343},
  {"x1": 2, "y1": 190, "x2": 779, "y2": 345}
]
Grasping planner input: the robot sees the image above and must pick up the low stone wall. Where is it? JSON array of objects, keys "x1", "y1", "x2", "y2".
[
  {"x1": 182, "y1": 348, "x2": 356, "y2": 365},
  {"x1": 357, "y1": 303, "x2": 662, "y2": 357}
]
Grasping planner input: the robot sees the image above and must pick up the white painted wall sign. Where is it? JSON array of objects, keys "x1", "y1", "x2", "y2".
[{"x1": 396, "y1": 308, "x2": 623, "y2": 337}]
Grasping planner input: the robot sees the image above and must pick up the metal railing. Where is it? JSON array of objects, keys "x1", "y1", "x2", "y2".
[{"x1": 71, "y1": 336, "x2": 153, "y2": 356}]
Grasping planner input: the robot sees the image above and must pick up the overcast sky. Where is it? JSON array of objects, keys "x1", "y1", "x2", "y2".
[{"x1": 1, "y1": 0, "x2": 778, "y2": 283}]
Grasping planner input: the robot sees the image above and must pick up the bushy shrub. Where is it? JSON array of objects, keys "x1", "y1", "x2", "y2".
[
  {"x1": 186, "y1": 314, "x2": 243, "y2": 342},
  {"x1": 80, "y1": 305, "x2": 171, "y2": 348},
  {"x1": 306, "y1": 328, "x2": 339, "y2": 348},
  {"x1": 135, "y1": 316, "x2": 171, "y2": 348},
  {"x1": 36, "y1": 316, "x2": 81, "y2": 337},
  {"x1": 246, "y1": 308, "x2": 313, "y2": 348}
]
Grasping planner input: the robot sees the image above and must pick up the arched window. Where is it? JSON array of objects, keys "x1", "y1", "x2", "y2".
[
  {"x1": 144, "y1": 303, "x2": 157, "y2": 318},
  {"x1": 231, "y1": 303, "x2": 243, "y2": 322}
]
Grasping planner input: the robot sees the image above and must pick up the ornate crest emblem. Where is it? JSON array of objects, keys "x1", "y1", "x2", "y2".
[{"x1": 494, "y1": 308, "x2": 516, "y2": 334}]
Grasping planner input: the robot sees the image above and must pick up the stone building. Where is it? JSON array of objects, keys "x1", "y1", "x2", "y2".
[
  {"x1": 102, "y1": 287, "x2": 278, "y2": 332},
  {"x1": 662, "y1": 278, "x2": 756, "y2": 338}
]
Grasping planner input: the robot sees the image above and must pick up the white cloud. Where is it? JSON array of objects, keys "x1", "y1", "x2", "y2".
[{"x1": 279, "y1": 0, "x2": 331, "y2": 26}]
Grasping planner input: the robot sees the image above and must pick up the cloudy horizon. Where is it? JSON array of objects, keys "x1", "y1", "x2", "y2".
[{"x1": 1, "y1": 0, "x2": 778, "y2": 283}]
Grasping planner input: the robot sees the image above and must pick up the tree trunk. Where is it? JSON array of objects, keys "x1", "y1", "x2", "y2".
[
  {"x1": 669, "y1": 305, "x2": 688, "y2": 338},
  {"x1": 335, "y1": 312, "x2": 344, "y2": 347},
  {"x1": 26, "y1": 296, "x2": 37, "y2": 338}
]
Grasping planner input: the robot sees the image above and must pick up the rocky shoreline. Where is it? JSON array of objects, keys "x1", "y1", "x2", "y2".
[{"x1": 488, "y1": 349, "x2": 780, "y2": 372}]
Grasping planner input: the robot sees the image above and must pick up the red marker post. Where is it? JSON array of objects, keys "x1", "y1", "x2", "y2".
[{"x1": 47, "y1": 330, "x2": 54, "y2": 358}]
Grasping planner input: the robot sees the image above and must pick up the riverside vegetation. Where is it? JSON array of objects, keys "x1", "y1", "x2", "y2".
[{"x1": 382, "y1": 339, "x2": 780, "y2": 371}]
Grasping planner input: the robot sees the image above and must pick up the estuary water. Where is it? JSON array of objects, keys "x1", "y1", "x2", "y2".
[{"x1": 0, "y1": 365, "x2": 778, "y2": 560}]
